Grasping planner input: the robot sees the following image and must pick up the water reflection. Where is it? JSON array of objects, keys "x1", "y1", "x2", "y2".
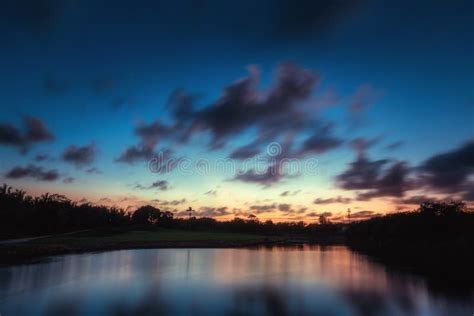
[{"x1": 0, "y1": 245, "x2": 472, "y2": 315}]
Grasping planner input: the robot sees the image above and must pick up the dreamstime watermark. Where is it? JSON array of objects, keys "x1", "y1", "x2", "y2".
[{"x1": 148, "y1": 142, "x2": 319, "y2": 177}]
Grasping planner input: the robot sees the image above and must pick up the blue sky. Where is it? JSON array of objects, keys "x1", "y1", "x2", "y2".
[{"x1": 0, "y1": 0, "x2": 473, "y2": 221}]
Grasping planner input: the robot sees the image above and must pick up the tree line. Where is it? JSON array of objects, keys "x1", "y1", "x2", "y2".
[{"x1": 0, "y1": 185, "x2": 340, "y2": 239}]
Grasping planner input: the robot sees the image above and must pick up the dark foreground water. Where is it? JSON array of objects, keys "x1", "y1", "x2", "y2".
[{"x1": 0, "y1": 245, "x2": 472, "y2": 316}]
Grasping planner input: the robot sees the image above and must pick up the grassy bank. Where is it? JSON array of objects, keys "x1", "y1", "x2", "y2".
[{"x1": 0, "y1": 227, "x2": 342, "y2": 265}]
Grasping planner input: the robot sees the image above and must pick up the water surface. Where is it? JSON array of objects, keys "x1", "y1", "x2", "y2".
[{"x1": 0, "y1": 245, "x2": 472, "y2": 315}]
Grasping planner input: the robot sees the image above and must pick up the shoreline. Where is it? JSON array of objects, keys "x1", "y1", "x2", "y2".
[{"x1": 0, "y1": 236, "x2": 344, "y2": 266}]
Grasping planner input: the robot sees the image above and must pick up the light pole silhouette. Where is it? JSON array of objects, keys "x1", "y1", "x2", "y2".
[{"x1": 187, "y1": 207, "x2": 193, "y2": 219}]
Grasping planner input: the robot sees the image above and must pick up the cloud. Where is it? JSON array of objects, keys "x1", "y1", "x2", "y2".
[
  {"x1": 0, "y1": 124, "x2": 23, "y2": 146},
  {"x1": 135, "y1": 180, "x2": 170, "y2": 191},
  {"x1": 231, "y1": 136, "x2": 303, "y2": 187},
  {"x1": 0, "y1": 116, "x2": 54, "y2": 152},
  {"x1": 197, "y1": 206, "x2": 230, "y2": 217},
  {"x1": 347, "y1": 84, "x2": 382, "y2": 127},
  {"x1": 278, "y1": 203, "x2": 292, "y2": 212},
  {"x1": 337, "y1": 154, "x2": 411, "y2": 200},
  {"x1": 135, "y1": 120, "x2": 174, "y2": 146},
  {"x1": 313, "y1": 196, "x2": 352, "y2": 204},
  {"x1": 418, "y1": 140, "x2": 474, "y2": 194},
  {"x1": 298, "y1": 125, "x2": 343, "y2": 156},
  {"x1": 398, "y1": 195, "x2": 440, "y2": 205},
  {"x1": 167, "y1": 63, "x2": 321, "y2": 150},
  {"x1": 204, "y1": 189, "x2": 218, "y2": 196},
  {"x1": 62, "y1": 143, "x2": 97, "y2": 166},
  {"x1": 85, "y1": 167, "x2": 102, "y2": 174},
  {"x1": 159, "y1": 198, "x2": 186, "y2": 206},
  {"x1": 5, "y1": 164, "x2": 59, "y2": 181},
  {"x1": 63, "y1": 176, "x2": 75, "y2": 184},
  {"x1": 307, "y1": 211, "x2": 332, "y2": 218},
  {"x1": 356, "y1": 162, "x2": 411, "y2": 200},
  {"x1": 150, "y1": 180, "x2": 169, "y2": 191},
  {"x1": 232, "y1": 165, "x2": 296, "y2": 187},
  {"x1": 24, "y1": 116, "x2": 54, "y2": 142},
  {"x1": 229, "y1": 143, "x2": 261, "y2": 160},
  {"x1": 350, "y1": 210, "x2": 377, "y2": 220},
  {"x1": 280, "y1": 190, "x2": 300, "y2": 196},
  {"x1": 350, "y1": 137, "x2": 379, "y2": 157},
  {"x1": 336, "y1": 156, "x2": 388, "y2": 191},
  {"x1": 120, "y1": 63, "x2": 345, "y2": 179},
  {"x1": 386, "y1": 141, "x2": 403, "y2": 151},
  {"x1": 116, "y1": 143, "x2": 156, "y2": 164},
  {"x1": 249, "y1": 203, "x2": 277, "y2": 213}
]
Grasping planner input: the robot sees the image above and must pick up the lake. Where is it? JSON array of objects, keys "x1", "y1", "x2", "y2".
[{"x1": 0, "y1": 245, "x2": 472, "y2": 315}]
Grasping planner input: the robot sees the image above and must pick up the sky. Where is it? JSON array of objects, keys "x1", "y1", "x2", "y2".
[{"x1": 0, "y1": 0, "x2": 473, "y2": 222}]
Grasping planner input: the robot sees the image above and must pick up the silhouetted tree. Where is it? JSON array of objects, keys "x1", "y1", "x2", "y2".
[
  {"x1": 132, "y1": 205, "x2": 162, "y2": 225},
  {"x1": 419, "y1": 201, "x2": 465, "y2": 216}
]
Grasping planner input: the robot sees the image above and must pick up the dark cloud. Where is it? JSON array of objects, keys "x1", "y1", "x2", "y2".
[
  {"x1": 356, "y1": 162, "x2": 411, "y2": 200},
  {"x1": 5, "y1": 164, "x2": 59, "y2": 181},
  {"x1": 347, "y1": 84, "x2": 382, "y2": 127},
  {"x1": 398, "y1": 195, "x2": 440, "y2": 205},
  {"x1": 197, "y1": 206, "x2": 230, "y2": 217},
  {"x1": 418, "y1": 140, "x2": 474, "y2": 194},
  {"x1": 249, "y1": 203, "x2": 277, "y2": 213},
  {"x1": 85, "y1": 167, "x2": 102, "y2": 174},
  {"x1": 350, "y1": 210, "x2": 377, "y2": 220},
  {"x1": 313, "y1": 196, "x2": 352, "y2": 204},
  {"x1": 116, "y1": 143, "x2": 156, "y2": 164},
  {"x1": 307, "y1": 211, "x2": 332, "y2": 218},
  {"x1": 0, "y1": 116, "x2": 54, "y2": 152},
  {"x1": 350, "y1": 137, "x2": 379, "y2": 157},
  {"x1": 337, "y1": 154, "x2": 411, "y2": 200},
  {"x1": 24, "y1": 116, "x2": 54, "y2": 142},
  {"x1": 62, "y1": 143, "x2": 97, "y2": 166},
  {"x1": 120, "y1": 63, "x2": 343, "y2": 177},
  {"x1": 298, "y1": 124, "x2": 343, "y2": 156},
  {"x1": 277, "y1": 203, "x2": 292, "y2": 212},
  {"x1": 150, "y1": 180, "x2": 169, "y2": 191},
  {"x1": 462, "y1": 186, "x2": 474, "y2": 202},
  {"x1": 337, "y1": 156, "x2": 388, "y2": 191},
  {"x1": 299, "y1": 134, "x2": 342, "y2": 155},
  {"x1": 159, "y1": 198, "x2": 186, "y2": 206},
  {"x1": 135, "y1": 121, "x2": 174, "y2": 146},
  {"x1": 233, "y1": 165, "x2": 296, "y2": 187},
  {"x1": 231, "y1": 136, "x2": 302, "y2": 187},
  {"x1": 63, "y1": 176, "x2": 75, "y2": 184},
  {"x1": 135, "y1": 180, "x2": 170, "y2": 191},
  {"x1": 280, "y1": 190, "x2": 300, "y2": 197},
  {"x1": 0, "y1": 123, "x2": 23, "y2": 146},
  {"x1": 229, "y1": 143, "x2": 261, "y2": 160},
  {"x1": 34, "y1": 154, "x2": 49, "y2": 162},
  {"x1": 204, "y1": 189, "x2": 218, "y2": 196},
  {"x1": 167, "y1": 63, "x2": 321, "y2": 150},
  {"x1": 386, "y1": 141, "x2": 403, "y2": 151}
]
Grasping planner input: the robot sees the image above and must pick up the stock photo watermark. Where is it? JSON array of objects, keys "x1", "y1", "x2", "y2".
[{"x1": 148, "y1": 142, "x2": 319, "y2": 177}]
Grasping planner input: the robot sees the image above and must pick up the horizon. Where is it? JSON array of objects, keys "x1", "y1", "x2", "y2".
[{"x1": 1, "y1": 0, "x2": 473, "y2": 224}]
